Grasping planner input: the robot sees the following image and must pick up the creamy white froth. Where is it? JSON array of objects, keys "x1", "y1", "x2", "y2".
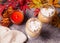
[
  {"x1": 28, "y1": 20, "x2": 41, "y2": 32},
  {"x1": 41, "y1": 7, "x2": 55, "y2": 17}
]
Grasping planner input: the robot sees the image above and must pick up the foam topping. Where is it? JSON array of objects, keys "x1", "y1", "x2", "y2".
[
  {"x1": 28, "y1": 19, "x2": 41, "y2": 32},
  {"x1": 40, "y1": 7, "x2": 55, "y2": 17}
]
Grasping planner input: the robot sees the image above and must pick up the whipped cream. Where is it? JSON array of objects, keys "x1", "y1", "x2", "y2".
[
  {"x1": 28, "y1": 19, "x2": 41, "y2": 32},
  {"x1": 40, "y1": 7, "x2": 55, "y2": 17}
]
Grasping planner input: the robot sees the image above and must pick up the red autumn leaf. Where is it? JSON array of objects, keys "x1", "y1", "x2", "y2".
[
  {"x1": 18, "y1": 0, "x2": 25, "y2": 5},
  {"x1": 0, "y1": 4, "x2": 6, "y2": 16},
  {"x1": 23, "y1": 5, "x2": 29, "y2": 11},
  {"x1": 26, "y1": 0, "x2": 32, "y2": 2},
  {"x1": 7, "y1": 0, "x2": 18, "y2": 8},
  {"x1": 34, "y1": 8, "x2": 40, "y2": 16},
  {"x1": 7, "y1": 0, "x2": 15, "y2": 2},
  {"x1": 18, "y1": 0, "x2": 30, "y2": 13}
]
